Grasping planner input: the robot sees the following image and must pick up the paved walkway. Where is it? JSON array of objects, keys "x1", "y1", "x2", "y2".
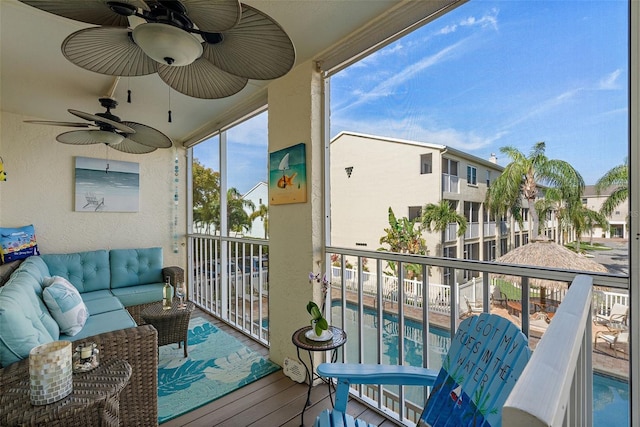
[{"x1": 587, "y1": 238, "x2": 628, "y2": 276}]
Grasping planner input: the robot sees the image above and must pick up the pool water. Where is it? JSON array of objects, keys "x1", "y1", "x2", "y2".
[{"x1": 331, "y1": 303, "x2": 629, "y2": 426}]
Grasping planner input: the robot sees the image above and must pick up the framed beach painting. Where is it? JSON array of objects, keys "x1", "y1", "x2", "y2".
[
  {"x1": 74, "y1": 156, "x2": 139, "y2": 212},
  {"x1": 269, "y1": 143, "x2": 307, "y2": 205}
]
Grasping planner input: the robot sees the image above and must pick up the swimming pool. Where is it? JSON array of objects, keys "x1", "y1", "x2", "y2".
[{"x1": 331, "y1": 303, "x2": 629, "y2": 426}]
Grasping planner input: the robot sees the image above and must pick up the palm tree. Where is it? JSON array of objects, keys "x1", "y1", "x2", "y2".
[
  {"x1": 485, "y1": 142, "x2": 584, "y2": 239},
  {"x1": 595, "y1": 159, "x2": 628, "y2": 217},
  {"x1": 421, "y1": 200, "x2": 468, "y2": 237},
  {"x1": 227, "y1": 188, "x2": 255, "y2": 234},
  {"x1": 250, "y1": 204, "x2": 269, "y2": 238}
]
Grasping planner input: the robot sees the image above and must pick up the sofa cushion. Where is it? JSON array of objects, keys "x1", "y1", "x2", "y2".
[
  {"x1": 82, "y1": 291, "x2": 125, "y2": 315},
  {"x1": 110, "y1": 247, "x2": 163, "y2": 289},
  {"x1": 110, "y1": 283, "x2": 165, "y2": 307},
  {"x1": 41, "y1": 250, "x2": 110, "y2": 293},
  {"x1": 64, "y1": 310, "x2": 136, "y2": 341},
  {"x1": 0, "y1": 271, "x2": 59, "y2": 367},
  {"x1": 42, "y1": 276, "x2": 89, "y2": 336}
]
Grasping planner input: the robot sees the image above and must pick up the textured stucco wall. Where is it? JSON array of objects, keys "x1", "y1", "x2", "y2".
[
  {"x1": 267, "y1": 60, "x2": 324, "y2": 367},
  {"x1": 0, "y1": 111, "x2": 187, "y2": 269}
]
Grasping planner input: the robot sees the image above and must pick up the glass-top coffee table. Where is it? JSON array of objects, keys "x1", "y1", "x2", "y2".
[{"x1": 141, "y1": 301, "x2": 194, "y2": 357}]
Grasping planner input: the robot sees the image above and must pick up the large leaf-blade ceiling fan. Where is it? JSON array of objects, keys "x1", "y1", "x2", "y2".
[
  {"x1": 25, "y1": 94, "x2": 172, "y2": 154},
  {"x1": 18, "y1": 0, "x2": 296, "y2": 99}
]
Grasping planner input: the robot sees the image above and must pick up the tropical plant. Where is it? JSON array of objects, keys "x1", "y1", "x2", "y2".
[
  {"x1": 595, "y1": 159, "x2": 628, "y2": 217},
  {"x1": 379, "y1": 207, "x2": 427, "y2": 254},
  {"x1": 249, "y1": 203, "x2": 269, "y2": 238},
  {"x1": 192, "y1": 158, "x2": 256, "y2": 235},
  {"x1": 485, "y1": 142, "x2": 584, "y2": 239},
  {"x1": 379, "y1": 207, "x2": 427, "y2": 279},
  {"x1": 421, "y1": 200, "x2": 468, "y2": 237},
  {"x1": 192, "y1": 159, "x2": 220, "y2": 234}
]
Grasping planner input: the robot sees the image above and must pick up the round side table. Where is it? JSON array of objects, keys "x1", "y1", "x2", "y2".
[
  {"x1": 1, "y1": 359, "x2": 131, "y2": 426},
  {"x1": 292, "y1": 325, "x2": 347, "y2": 427}
]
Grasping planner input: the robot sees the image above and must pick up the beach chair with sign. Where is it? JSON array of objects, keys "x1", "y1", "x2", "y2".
[{"x1": 315, "y1": 313, "x2": 531, "y2": 427}]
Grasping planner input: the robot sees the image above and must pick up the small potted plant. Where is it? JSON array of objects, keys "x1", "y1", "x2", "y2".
[
  {"x1": 306, "y1": 272, "x2": 331, "y2": 339},
  {"x1": 306, "y1": 300, "x2": 328, "y2": 336}
]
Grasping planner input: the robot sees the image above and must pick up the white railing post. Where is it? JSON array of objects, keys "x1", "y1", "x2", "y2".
[{"x1": 503, "y1": 275, "x2": 594, "y2": 427}]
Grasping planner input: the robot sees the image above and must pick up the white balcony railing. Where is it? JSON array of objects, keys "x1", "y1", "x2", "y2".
[
  {"x1": 189, "y1": 234, "x2": 270, "y2": 344},
  {"x1": 442, "y1": 174, "x2": 459, "y2": 193},
  {"x1": 325, "y1": 246, "x2": 628, "y2": 426},
  {"x1": 464, "y1": 222, "x2": 480, "y2": 239},
  {"x1": 187, "y1": 237, "x2": 629, "y2": 426},
  {"x1": 443, "y1": 223, "x2": 458, "y2": 242},
  {"x1": 504, "y1": 275, "x2": 594, "y2": 426},
  {"x1": 484, "y1": 221, "x2": 497, "y2": 237}
]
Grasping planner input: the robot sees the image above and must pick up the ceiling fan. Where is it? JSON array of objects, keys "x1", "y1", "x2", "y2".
[
  {"x1": 17, "y1": 0, "x2": 296, "y2": 99},
  {"x1": 25, "y1": 95, "x2": 172, "y2": 154}
]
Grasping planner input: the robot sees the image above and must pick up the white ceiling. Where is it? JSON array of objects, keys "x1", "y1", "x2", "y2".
[{"x1": 0, "y1": 1, "x2": 452, "y2": 147}]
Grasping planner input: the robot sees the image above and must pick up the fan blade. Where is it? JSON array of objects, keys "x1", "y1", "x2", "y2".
[
  {"x1": 202, "y1": 4, "x2": 295, "y2": 81},
  {"x1": 112, "y1": 138, "x2": 158, "y2": 154},
  {"x1": 182, "y1": 0, "x2": 241, "y2": 33},
  {"x1": 68, "y1": 109, "x2": 136, "y2": 134},
  {"x1": 56, "y1": 130, "x2": 117, "y2": 145},
  {"x1": 17, "y1": 0, "x2": 149, "y2": 27},
  {"x1": 158, "y1": 58, "x2": 247, "y2": 99},
  {"x1": 24, "y1": 120, "x2": 92, "y2": 128},
  {"x1": 62, "y1": 27, "x2": 158, "y2": 77},
  {"x1": 121, "y1": 122, "x2": 172, "y2": 148}
]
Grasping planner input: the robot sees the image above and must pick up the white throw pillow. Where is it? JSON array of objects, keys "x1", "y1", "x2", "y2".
[{"x1": 42, "y1": 276, "x2": 89, "y2": 336}]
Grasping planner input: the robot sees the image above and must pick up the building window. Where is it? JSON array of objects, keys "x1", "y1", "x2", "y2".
[
  {"x1": 442, "y1": 158, "x2": 459, "y2": 193},
  {"x1": 420, "y1": 153, "x2": 432, "y2": 174},
  {"x1": 486, "y1": 170, "x2": 491, "y2": 187},
  {"x1": 442, "y1": 158, "x2": 458, "y2": 176},
  {"x1": 408, "y1": 206, "x2": 422, "y2": 221},
  {"x1": 467, "y1": 165, "x2": 477, "y2": 185}
]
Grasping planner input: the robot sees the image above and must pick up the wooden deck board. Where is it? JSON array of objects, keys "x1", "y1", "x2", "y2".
[{"x1": 161, "y1": 309, "x2": 402, "y2": 427}]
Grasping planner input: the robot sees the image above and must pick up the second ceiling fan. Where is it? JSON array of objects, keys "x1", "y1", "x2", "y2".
[{"x1": 25, "y1": 95, "x2": 172, "y2": 154}]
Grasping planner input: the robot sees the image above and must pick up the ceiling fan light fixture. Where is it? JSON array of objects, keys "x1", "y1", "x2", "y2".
[
  {"x1": 93, "y1": 130, "x2": 125, "y2": 145},
  {"x1": 133, "y1": 23, "x2": 203, "y2": 66}
]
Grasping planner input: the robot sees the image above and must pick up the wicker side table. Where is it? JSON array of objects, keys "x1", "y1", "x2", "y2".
[
  {"x1": 1, "y1": 359, "x2": 131, "y2": 427},
  {"x1": 141, "y1": 301, "x2": 194, "y2": 357}
]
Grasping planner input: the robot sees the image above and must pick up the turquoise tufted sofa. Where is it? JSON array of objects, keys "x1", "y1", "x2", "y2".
[{"x1": 0, "y1": 247, "x2": 182, "y2": 426}]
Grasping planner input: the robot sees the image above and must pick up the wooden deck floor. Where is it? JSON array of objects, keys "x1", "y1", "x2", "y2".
[{"x1": 161, "y1": 310, "x2": 402, "y2": 427}]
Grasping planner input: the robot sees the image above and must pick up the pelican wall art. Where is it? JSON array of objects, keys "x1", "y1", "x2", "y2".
[{"x1": 268, "y1": 143, "x2": 307, "y2": 205}]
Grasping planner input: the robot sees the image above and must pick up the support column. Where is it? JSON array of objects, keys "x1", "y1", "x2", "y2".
[{"x1": 267, "y1": 60, "x2": 325, "y2": 368}]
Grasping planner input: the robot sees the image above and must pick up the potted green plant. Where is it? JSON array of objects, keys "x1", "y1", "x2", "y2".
[
  {"x1": 307, "y1": 272, "x2": 330, "y2": 337},
  {"x1": 306, "y1": 301, "x2": 328, "y2": 336}
]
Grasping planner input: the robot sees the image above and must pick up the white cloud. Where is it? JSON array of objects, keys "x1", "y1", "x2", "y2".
[
  {"x1": 334, "y1": 39, "x2": 467, "y2": 114},
  {"x1": 598, "y1": 69, "x2": 621, "y2": 90},
  {"x1": 438, "y1": 8, "x2": 499, "y2": 34}
]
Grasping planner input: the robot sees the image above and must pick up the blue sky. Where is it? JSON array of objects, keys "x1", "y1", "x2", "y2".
[{"x1": 196, "y1": 1, "x2": 628, "y2": 194}]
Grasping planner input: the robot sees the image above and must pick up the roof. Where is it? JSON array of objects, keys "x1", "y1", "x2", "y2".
[
  {"x1": 331, "y1": 131, "x2": 504, "y2": 171},
  {"x1": 493, "y1": 239, "x2": 608, "y2": 290}
]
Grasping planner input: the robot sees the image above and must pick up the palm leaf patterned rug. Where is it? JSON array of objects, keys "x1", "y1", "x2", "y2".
[{"x1": 157, "y1": 317, "x2": 280, "y2": 424}]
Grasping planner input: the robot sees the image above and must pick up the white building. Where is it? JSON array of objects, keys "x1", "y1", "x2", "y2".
[
  {"x1": 329, "y1": 132, "x2": 531, "y2": 283},
  {"x1": 242, "y1": 182, "x2": 268, "y2": 239},
  {"x1": 582, "y1": 185, "x2": 628, "y2": 239}
]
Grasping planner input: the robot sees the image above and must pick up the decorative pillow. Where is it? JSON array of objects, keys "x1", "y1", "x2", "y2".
[
  {"x1": 0, "y1": 224, "x2": 40, "y2": 264},
  {"x1": 42, "y1": 276, "x2": 89, "y2": 336}
]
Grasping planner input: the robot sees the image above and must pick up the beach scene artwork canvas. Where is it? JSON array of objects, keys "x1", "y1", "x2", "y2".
[
  {"x1": 269, "y1": 143, "x2": 307, "y2": 205},
  {"x1": 74, "y1": 156, "x2": 140, "y2": 212}
]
